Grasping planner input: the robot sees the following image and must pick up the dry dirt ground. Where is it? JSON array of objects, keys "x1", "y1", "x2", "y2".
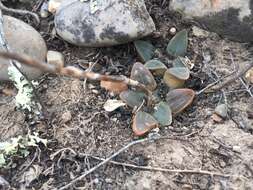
[{"x1": 0, "y1": 0, "x2": 253, "y2": 189}]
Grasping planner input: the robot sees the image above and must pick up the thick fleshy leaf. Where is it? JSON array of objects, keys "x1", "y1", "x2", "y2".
[
  {"x1": 133, "y1": 111, "x2": 158, "y2": 136},
  {"x1": 153, "y1": 102, "x2": 172, "y2": 126},
  {"x1": 100, "y1": 80, "x2": 128, "y2": 94},
  {"x1": 120, "y1": 90, "x2": 146, "y2": 108},
  {"x1": 103, "y1": 99, "x2": 126, "y2": 112},
  {"x1": 134, "y1": 40, "x2": 155, "y2": 62},
  {"x1": 131, "y1": 62, "x2": 157, "y2": 91},
  {"x1": 163, "y1": 69, "x2": 185, "y2": 89},
  {"x1": 168, "y1": 67, "x2": 190, "y2": 80},
  {"x1": 173, "y1": 57, "x2": 186, "y2": 68},
  {"x1": 144, "y1": 59, "x2": 167, "y2": 76},
  {"x1": 166, "y1": 29, "x2": 188, "y2": 57},
  {"x1": 166, "y1": 88, "x2": 195, "y2": 114}
]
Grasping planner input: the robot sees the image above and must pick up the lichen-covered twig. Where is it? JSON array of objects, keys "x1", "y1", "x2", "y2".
[
  {"x1": 0, "y1": 51, "x2": 152, "y2": 95},
  {"x1": 0, "y1": 1, "x2": 40, "y2": 24}
]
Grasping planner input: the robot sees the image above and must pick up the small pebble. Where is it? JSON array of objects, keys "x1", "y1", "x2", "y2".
[
  {"x1": 215, "y1": 104, "x2": 228, "y2": 119},
  {"x1": 233, "y1": 146, "x2": 241, "y2": 152},
  {"x1": 61, "y1": 111, "x2": 72, "y2": 124},
  {"x1": 169, "y1": 27, "x2": 177, "y2": 35},
  {"x1": 92, "y1": 89, "x2": 99, "y2": 94},
  {"x1": 47, "y1": 50, "x2": 65, "y2": 68}
]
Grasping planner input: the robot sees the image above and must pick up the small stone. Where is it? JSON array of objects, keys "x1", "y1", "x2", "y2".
[
  {"x1": 219, "y1": 160, "x2": 226, "y2": 167},
  {"x1": 47, "y1": 50, "x2": 64, "y2": 68},
  {"x1": 192, "y1": 26, "x2": 210, "y2": 37},
  {"x1": 214, "y1": 104, "x2": 228, "y2": 119},
  {"x1": 105, "y1": 178, "x2": 113, "y2": 183},
  {"x1": 54, "y1": 0, "x2": 156, "y2": 47},
  {"x1": 169, "y1": 27, "x2": 177, "y2": 35},
  {"x1": 245, "y1": 67, "x2": 253, "y2": 84},
  {"x1": 91, "y1": 89, "x2": 99, "y2": 94},
  {"x1": 182, "y1": 184, "x2": 193, "y2": 190},
  {"x1": 48, "y1": 0, "x2": 62, "y2": 14},
  {"x1": 233, "y1": 146, "x2": 241, "y2": 152},
  {"x1": 61, "y1": 111, "x2": 72, "y2": 124},
  {"x1": 211, "y1": 113, "x2": 223, "y2": 123}
]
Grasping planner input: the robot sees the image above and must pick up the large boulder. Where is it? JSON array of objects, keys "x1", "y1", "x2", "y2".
[
  {"x1": 170, "y1": 0, "x2": 253, "y2": 42},
  {"x1": 0, "y1": 16, "x2": 47, "y2": 81},
  {"x1": 54, "y1": 0, "x2": 156, "y2": 47}
]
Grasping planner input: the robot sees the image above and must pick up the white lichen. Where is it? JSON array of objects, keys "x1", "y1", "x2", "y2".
[{"x1": 7, "y1": 63, "x2": 37, "y2": 112}]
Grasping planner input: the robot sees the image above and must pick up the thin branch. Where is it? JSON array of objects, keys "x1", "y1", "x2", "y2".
[
  {"x1": 0, "y1": 51, "x2": 152, "y2": 95},
  {"x1": 58, "y1": 134, "x2": 247, "y2": 190},
  {"x1": 58, "y1": 138, "x2": 150, "y2": 190},
  {"x1": 82, "y1": 154, "x2": 246, "y2": 179},
  {"x1": 0, "y1": 1, "x2": 40, "y2": 24},
  {"x1": 210, "y1": 61, "x2": 253, "y2": 91}
]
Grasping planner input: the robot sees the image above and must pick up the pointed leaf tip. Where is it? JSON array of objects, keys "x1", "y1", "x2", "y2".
[
  {"x1": 166, "y1": 29, "x2": 188, "y2": 57},
  {"x1": 134, "y1": 40, "x2": 155, "y2": 62},
  {"x1": 153, "y1": 101, "x2": 172, "y2": 126}
]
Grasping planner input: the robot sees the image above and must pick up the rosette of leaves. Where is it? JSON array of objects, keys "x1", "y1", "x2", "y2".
[{"x1": 102, "y1": 29, "x2": 195, "y2": 136}]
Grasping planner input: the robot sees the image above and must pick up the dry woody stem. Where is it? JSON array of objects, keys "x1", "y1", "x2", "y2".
[{"x1": 0, "y1": 51, "x2": 151, "y2": 95}]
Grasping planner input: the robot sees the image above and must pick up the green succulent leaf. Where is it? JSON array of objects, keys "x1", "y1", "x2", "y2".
[
  {"x1": 173, "y1": 57, "x2": 187, "y2": 68},
  {"x1": 144, "y1": 59, "x2": 167, "y2": 76},
  {"x1": 153, "y1": 102, "x2": 172, "y2": 126},
  {"x1": 134, "y1": 40, "x2": 155, "y2": 62},
  {"x1": 168, "y1": 67, "x2": 190, "y2": 80},
  {"x1": 166, "y1": 29, "x2": 188, "y2": 57},
  {"x1": 120, "y1": 90, "x2": 146, "y2": 108}
]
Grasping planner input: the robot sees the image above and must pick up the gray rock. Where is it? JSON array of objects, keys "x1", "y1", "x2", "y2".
[
  {"x1": 170, "y1": 0, "x2": 253, "y2": 42},
  {"x1": 54, "y1": 0, "x2": 156, "y2": 47},
  {"x1": 0, "y1": 16, "x2": 47, "y2": 81}
]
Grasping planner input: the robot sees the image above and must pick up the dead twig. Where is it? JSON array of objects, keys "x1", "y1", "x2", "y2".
[
  {"x1": 210, "y1": 61, "x2": 253, "y2": 91},
  {"x1": 58, "y1": 135, "x2": 247, "y2": 190},
  {"x1": 0, "y1": 51, "x2": 152, "y2": 96},
  {"x1": 81, "y1": 154, "x2": 245, "y2": 179},
  {"x1": 0, "y1": 1, "x2": 40, "y2": 24},
  {"x1": 58, "y1": 138, "x2": 149, "y2": 190}
]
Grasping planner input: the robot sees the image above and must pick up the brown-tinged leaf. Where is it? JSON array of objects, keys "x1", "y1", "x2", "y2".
[
  {"x1": 163, "y1": 69, "x2": 185, "y2": 89},
  {"x1": 133, "y1": 111, "x2": 158, "y2": 136},
  {"x1": 120, "y1": 90, "x2": 146, "y2": 108},
  {"x1": 166, "y1": 88, "x2": 195, "y2": 114},
  {"x1": 153, "y1": 101, "x2": 172, "y2": 126},
  {"x1": 100, "y1": 80, "x2": 128, "y2": 94},
  {"x1": 144, "y1": 59, "x2": 167, "y2": 76},
  {"x1": 131, "y1": 62, "x2": 157, "y2": 91}
]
